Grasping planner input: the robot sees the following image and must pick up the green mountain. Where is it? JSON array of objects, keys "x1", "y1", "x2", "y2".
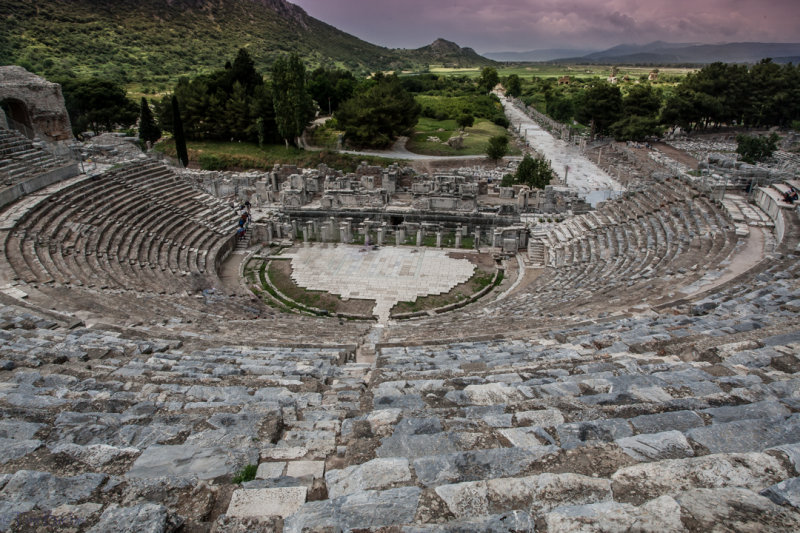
[
  {"x1": 402, "y1": 38, "x2": 495, "y2": 68},
  {"x1": 0, "y1": 0, "x2": 490, "y2": 84}
]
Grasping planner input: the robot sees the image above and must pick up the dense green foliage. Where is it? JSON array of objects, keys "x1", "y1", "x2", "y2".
[
  {"x1": 486, "y1": 134, "x2": 509, "y2": 161},
  {"x1": 611, "y1": 84, "x2": 663, "y2": 140},
  {"x1": 513, "y1": 153, "x2": 554, "y2": 189},
  {"x1": 736, "y1": 133, "x2": 780, "y2": 164},
  {"x1": 138, "y1": 97, "x2": 161, "y2": 145},
  {"x1": 1, "y1": 0, "x2": 495, "y2": 86},
  {"x1": 171, "y1": 96, "x2": 189, "y2": 167},
  {"x1": 574, "y1": 82, "x2": 623, "y2": 137},
  {"x1": 478, "y1": 67, "x2": 500, "y2": 94},
  {"x1": 307, "y1": 68, "x2": 356, "y2": 115},
  {"x1": 335, "y1": 74, "x2": 421, "y2": 148},
  {"x1": 154, "y1": 49, "x2": 280, "y2": 144},
  {"x1": 456, "y1": 114, "x2": 475, "y2": 130},
  {"x1": 515, "y1": 60, "x2": 800, "y2": 139},
  {"x1": 58, "y1": 78, "x2": 138, "y2": 136},
  {"x1": 504, "y1": 74, "x2": 522, "y2": 98},
  {"x1": 271, "y1": 54, "x2": 315, "y2": 147},
  {"x1": 0, "y1": 0, "x2": 420, "y2": 84}
]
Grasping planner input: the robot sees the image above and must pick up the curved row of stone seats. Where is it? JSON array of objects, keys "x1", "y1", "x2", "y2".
[
  {"x1": 0, "y1": 299, "x2": 370, "y2": 531},
  {"x1": 0, "y1": 128, "x2": 68, "y2": 185},
  {"x1": 1, "y1": 160, "x2": 238, "y2": 294},
  {"x1": 385, "y1": 179, "x2": 739, "y2": 345}
]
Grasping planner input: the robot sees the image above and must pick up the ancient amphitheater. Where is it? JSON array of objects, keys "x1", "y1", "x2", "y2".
[{"x1": 0, "y1": 115, "x2": 799, "y2": 533}]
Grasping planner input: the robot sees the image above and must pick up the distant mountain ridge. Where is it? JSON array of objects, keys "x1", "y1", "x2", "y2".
[
  {"x1": 562, "y1": 41, "x2": 800, "y2": 64},
  {"x1": 0, "y1": 0, "x2": 493, "y2": 83},
  {"x1": 482, "y1": 41, "x2": 800, "y2": 65},
  {"x1": 483, "y1": 48, "x2": 598, "y2": 62}
]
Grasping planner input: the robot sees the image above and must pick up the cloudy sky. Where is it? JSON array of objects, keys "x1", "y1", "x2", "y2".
[{"x1": 291, "y1": 0, "x2": 800, "y2": 53}]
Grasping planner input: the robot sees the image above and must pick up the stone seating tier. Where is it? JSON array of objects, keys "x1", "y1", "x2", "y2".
[
  {"x1": 0, "y1": 282, "x2": 798, "y2": 531},
  {"x1": 1, "y1": 160, "x2": 237, "y2": 294}
]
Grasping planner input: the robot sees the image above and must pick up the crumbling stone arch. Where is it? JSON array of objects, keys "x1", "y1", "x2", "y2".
[
  {"x1": 0, "y1": 66, "x2": 73, "y2": 142},
  {"x1": 0, "y1": 97, "x2": 34, "y2": 138}
]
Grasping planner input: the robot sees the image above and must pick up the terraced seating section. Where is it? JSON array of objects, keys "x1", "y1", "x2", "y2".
[
  {"x1": 0, "y1": 301, "x2": 369, "y2": 531},
  {"x1": 385, "y1": 178, "x2": 740, "y2": 344},
  {"x1": 2, "y1": 160, "x2": 238, "y2": 295},
  {"x1": 2, "y1": 261, "x2": 799, "y2": 532},
  {"x1": 0, "y1": 128, "x2": 70, "y2": 186}
]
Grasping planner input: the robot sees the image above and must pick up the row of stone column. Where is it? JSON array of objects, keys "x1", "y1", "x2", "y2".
[
  {"x1": 261, "y1": 219, "x2": 530, "y2": 253},
  {"x1": 289, "y1": 219, "x2": 487, "y2": 250}
]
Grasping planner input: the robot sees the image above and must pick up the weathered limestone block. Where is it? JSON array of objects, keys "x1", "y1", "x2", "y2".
[
  {"x1": 544, "y1": 496, "x2": 684, "y2": 533},
  {"x1": 87, "y1": 503, "x2": 183, "y2": 533},
  {"x1": 435, "y1": 473, "x2": 612, "y2": 518},
  {"x1": 226, "y1": 487, "x2": 307, "y2": 519},
  {"x1": 326, "y1": 458, "x2": 411, "y2": 498},
  {"x1": 611, "y1": 452, "x2": 789, "y2": 504},
  {"x1": 675, "y1": 487, "x2": 800, "y2": 531}
]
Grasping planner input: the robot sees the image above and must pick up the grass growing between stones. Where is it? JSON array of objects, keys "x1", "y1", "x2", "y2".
[{"x1": 232, "y1": 464, "x2": 257, "y2": 484}]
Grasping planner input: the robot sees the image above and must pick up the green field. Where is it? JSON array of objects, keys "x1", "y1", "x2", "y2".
[
  {"x1": 407, "y1": 118, "x2": 520, "y2": 156},
  {"x1": 155, "y1": 139, "x2": 395, "y2": 171},
  {"x1": 427, "y1": 64, "x2": 695, "y2": 80}
]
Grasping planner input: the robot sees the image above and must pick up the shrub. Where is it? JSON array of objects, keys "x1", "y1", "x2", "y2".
[
  {"x1": 492, "y1": 116, "x2": 510, "y2": 128},
  {"x1": 736, "y1": 133, "x2": 779, "y2": 164}
]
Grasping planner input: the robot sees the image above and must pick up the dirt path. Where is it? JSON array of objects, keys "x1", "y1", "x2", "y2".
[{"x1": 652, "y1": 142, "x2": 700, "y2": 170}]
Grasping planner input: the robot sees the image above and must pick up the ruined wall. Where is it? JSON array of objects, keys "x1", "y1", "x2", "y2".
[{"x1": 0, "y1": 66, "x2": 73, "y2": 142}]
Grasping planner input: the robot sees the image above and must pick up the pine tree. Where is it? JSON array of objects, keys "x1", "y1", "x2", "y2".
[
  {"x1": 171, "y1": 96, "x2": 189, "y2": 168},
  {"x1": 138, "y1": 97, "x2": 161, "y2": 146}
]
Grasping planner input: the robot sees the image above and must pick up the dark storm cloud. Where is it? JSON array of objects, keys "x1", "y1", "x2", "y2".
[{"x1": 290, "y1": 0, "x2": 800, "y2": 52}]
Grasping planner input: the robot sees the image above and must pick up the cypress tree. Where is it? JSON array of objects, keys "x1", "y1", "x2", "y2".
[
  {"x1": 171, "y1": 96, "x2": 189, "y2": 167},
  {"x1": 138, "y1": 97, "x2": 161, "y2": 145}
]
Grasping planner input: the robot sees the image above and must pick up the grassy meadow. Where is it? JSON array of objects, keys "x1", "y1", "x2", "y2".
[{"x1": 408, "y1": 118, "x2": 521, "y2": 156}]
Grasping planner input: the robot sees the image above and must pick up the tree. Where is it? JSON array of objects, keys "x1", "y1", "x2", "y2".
[
  {"x1": 505, "y1": 74, "x2": 522, "y2": 97},
  {"x1": 172, "y1": 96, "x2": 189, "y2": 168},
  {"x1": 575, "y1": 82, "x2": 622, "y2": 137},
  {"x1": 336, "y1": 74, "x2": 420, "y2": 148},
  {"x1": 271, "y1": 54, "x2": 315, "y2": 147},
  {"x1": 478, "y1": 67, "x2": 499, "y2": 94},
  {"x1": 736, "y1": 133, "x2": 779, "y2": 164},
  {"x1": 58, "y1": 78, "x2": 138, "y2": 136},
  {"x1": 486, "y1": 134, "x2": 509, "y2": 162},
  {"x1": 611, "y1": 115, "x2": 662, "y2": 141},
  {"x1": 611, "y1": 84, "x2": 663, "y2": 141},
  {"x1": 623, "y1": 84, "x2": 661, "y2": 117},
  {"x1": 308, "y1": 67, "x2": 357, "y2": 115},
  {"x1": 138, "y1": 97, "x2": 161, "y2": 145},
  {"x1": 227, "y1": 48, "x2": 263, "y2": 94},
  {"x1": 514, "y1": 153, "x2": 554, "y2": 189},
  {"x1": 456, "y1": 113, "x2": 475, "y2": 130}
]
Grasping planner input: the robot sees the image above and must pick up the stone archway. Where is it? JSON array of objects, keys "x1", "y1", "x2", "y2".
[
  {"x1": 0, "y1": 66, "x2": 73, "y2": 142},
  {"x1": 0, "y1": 98, "x2": 35, "y2": 139}
]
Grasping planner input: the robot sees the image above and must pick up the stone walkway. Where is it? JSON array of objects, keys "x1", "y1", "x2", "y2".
[
  {"x1": 284, "y1": 245, "x2": 475, "y2": 323},
  {"x1": 501, "y1": 96, "x2": 625, "y2": 201}
]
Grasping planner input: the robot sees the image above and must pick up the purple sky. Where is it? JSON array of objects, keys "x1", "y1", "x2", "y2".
[{"x1": 291, "y1": 0, "x2": 800, "y2": 53}]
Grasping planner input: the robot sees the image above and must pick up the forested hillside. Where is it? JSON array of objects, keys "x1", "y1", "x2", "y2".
[{"x1": 0, "y1": 0, "x2": 410, "y2": 83}]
